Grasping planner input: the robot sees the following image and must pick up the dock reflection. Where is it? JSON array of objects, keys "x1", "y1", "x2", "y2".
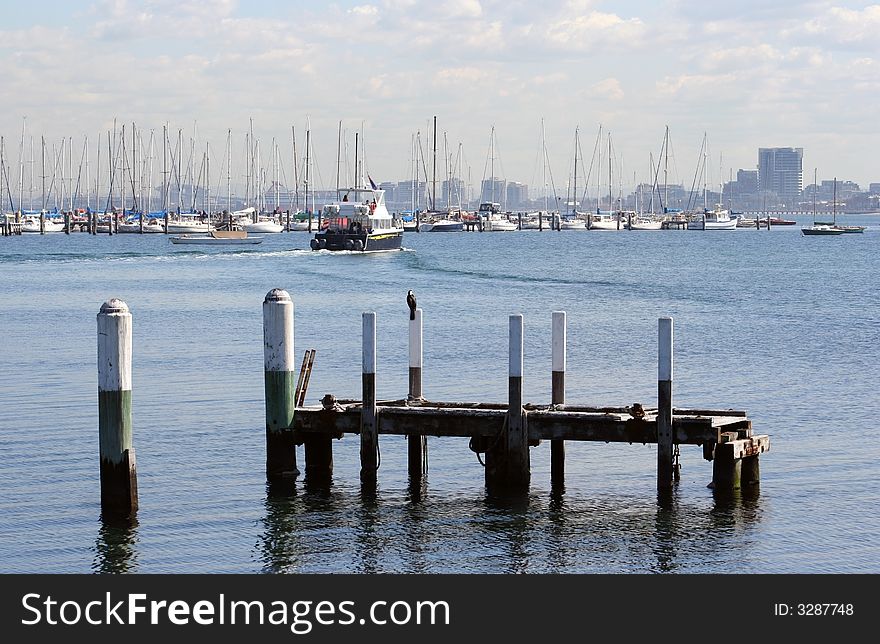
[{"x1": 92, "y1": 513, "x2": 139, "y2": 574}]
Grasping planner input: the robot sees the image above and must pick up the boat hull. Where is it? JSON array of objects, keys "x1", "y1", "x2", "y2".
[
  {"x1": 170, "y1": 235, "x2": 263, "y2": 245},
  {"x1": 311, "y1": 230, "x2": 403, "y2": 252}
]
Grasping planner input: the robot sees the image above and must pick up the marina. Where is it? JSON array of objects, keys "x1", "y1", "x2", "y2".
[{"x1": 0, "y1": 222, "x2": 877, "y2": 573}]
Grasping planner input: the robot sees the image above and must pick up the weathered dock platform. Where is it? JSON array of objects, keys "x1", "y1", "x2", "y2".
[{"x1": 91, "y1": 291, "x2": 771, "y2": 515}]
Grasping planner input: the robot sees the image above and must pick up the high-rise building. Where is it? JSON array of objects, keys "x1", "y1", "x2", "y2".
[
  {"x1": 396, "y1": 180, "x2": 427, "y2": 210},
  {"x1": 758, "y1": 148, "x2": 803, "y2": 205},
  {"x1": 736, "y1": 169, "x2": 758, "y2": 194},
  {"x1": 506, "y1": 182, "x2": 528, "y2": 209},
  {"x1": 480, "y1": 177, "x2": 506, "y2": 206}
]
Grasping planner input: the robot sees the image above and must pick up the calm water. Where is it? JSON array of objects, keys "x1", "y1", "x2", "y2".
[{"x1": 1, "y1": 216, "x2": 878, "y2": 573}]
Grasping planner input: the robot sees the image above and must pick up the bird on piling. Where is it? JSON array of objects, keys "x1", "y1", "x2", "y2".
[{"x1": 407, "y1": 290, "x2": 417, "y2": 320}]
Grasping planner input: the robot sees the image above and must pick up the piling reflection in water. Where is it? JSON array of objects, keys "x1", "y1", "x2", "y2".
[
  {"x1": 251, "y1": 480, "x2": 764, "y2": 573},
  {"x1": 92, "y1": 513, "x2": 139, "y2": 574}
]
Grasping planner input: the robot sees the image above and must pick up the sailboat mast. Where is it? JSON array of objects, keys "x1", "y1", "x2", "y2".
[
  {"x1": 572, "y1": 126, "x2": 578, "y2": 217},
  {"x1": 335, "y1": 120, "x2": 341, "y2": 200},
  {"x1": 292, "y1": 125, "x2": 299, "y2": 210},
  {"x1": 17, "y1": 118, "x2": 25, "y2": 216},
  {"x1": 812, "y1": 168, "x2": 817, "y2": 221},
  {"x1": 226, "y1": 129, "x2": 231, "y2": 213},
  {"x1": 833, "y1": 177, "x2": 837, "y2": 225},
  {"x1": 432, "y1": 115, "x2": 437, "y2": 211},
  {"x1": 608, "y1": 133, "x2": 612, "y2": 214},
  {"x1": 664, "y1": 126, "x2": 669, "y2": 213},
  {"x1": 541, "y1": 118, "x2": 547, "y2": 213},
  {"x1": 353, "y1": 132, "x2": 359, "y2": 190}
]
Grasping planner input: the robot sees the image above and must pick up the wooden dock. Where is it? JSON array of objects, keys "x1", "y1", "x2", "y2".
[
  {"x1": 93, "y1": 292, "x2": 771, "y2": 515},
  {"x1": 283, "y1": 305, "x2": 770, "y2": 494}
]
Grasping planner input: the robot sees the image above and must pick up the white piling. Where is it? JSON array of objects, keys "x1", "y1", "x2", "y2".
[
  {"x1": 97, "y1": 299, "x2": 138, "y2": 515},
  {"x1": 361, "y1": 312, "x2": 378, "y2": 481},
  {"x1": 262, "y1": 289, "x2": 299, "y2": 481}
]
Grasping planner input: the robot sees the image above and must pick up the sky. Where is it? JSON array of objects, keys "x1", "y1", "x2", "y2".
[{"x1": 1, "y1": 0, "x2": 878, "y2": 195}]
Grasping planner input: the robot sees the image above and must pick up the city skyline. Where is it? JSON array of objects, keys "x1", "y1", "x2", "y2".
[{"x1": 1, "y1": 1, "x2": 878, "y2": 189}]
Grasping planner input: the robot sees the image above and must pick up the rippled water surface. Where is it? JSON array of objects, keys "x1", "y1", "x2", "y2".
[{"x1": 1, "y1": 217, "x2": 878, "y2": 573}]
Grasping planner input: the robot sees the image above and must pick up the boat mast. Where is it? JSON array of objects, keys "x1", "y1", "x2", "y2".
[
  {"x1": 40, "y1": 136, "x2": 46, "y2": 215},
  {"x1": 490, "y1": 126, "x2": 495, "y2": 205},
  {"x1": 664, "y1": 125, "x2": 669, "y2": 213},
  {"x1": 335, "y1": 120, "x2": 341, "y2": 200},
  {"x1": 542, "y1": 118, "x2": 547, "y2": 214},
  {"x1": 812, "y1": 167, "x2": 817, "y2": 223},
  {"x1": 832, "y1": 176, "x2": 837, "y2": 225},
  {"x1": 204, "y1": 142, "x2": 209, "y2": 216},
  {"x1": 432, "y1": 115, "x2": 437, "y2": 211},
  {"x1": 17, "y1": 117, "x2": 25, "y2": 216},
  {"x1": 226, "y1": 129, "x2": 231, "y2": 214},
  {"x1": 304, "y1": 120, "x2": 311, "y2": 218},
  {"x1": 572, "y1": 126, "x2": 578, "y2": 217},
  {"x1": 353, "y1": 132, "x2": 359, "y2": 190},
  {"x1": 292, "y1": 125, "x2": 299, "y2": 211},
  {"x1": 607, "y1": 132, "x2": 612, "y2": 215}
]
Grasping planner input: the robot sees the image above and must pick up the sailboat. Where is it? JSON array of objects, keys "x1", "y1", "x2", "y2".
[
  {"x1": 478, "y1": 127, "x2": 517, "y2": 231},
  {"x1": 802, "y1": 172, "x2": 844, "y2": 235}
]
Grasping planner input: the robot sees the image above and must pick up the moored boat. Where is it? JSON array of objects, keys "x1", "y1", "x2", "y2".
[{"x1": 170, "y1": 229, "x2": 263, "y2": 245}]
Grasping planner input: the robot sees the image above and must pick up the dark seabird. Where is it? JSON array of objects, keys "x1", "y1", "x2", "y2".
[{"x1": 407, "y1": 289, "x2": 417, "y2": 320}]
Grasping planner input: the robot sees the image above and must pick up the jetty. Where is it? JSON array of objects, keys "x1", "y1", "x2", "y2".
[{"x1": 94, "y1": 291, "x2": 770, "y2": 515}]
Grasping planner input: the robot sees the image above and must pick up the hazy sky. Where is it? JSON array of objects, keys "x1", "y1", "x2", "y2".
[{"x1": 1, "y1": 0, "x2": 878, "y2": 193}]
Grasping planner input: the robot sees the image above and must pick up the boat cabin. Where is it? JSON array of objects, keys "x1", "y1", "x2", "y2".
[
  {"x1": 478, "y1": 202, "x2": 502, "y2": 215},
  {"x1": 321, "y1": 188, "x2": 397, "y2": 234}
]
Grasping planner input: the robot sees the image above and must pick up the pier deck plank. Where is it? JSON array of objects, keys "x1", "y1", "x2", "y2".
[{"x1": 292, "y1": 401, "x2": 761, "y2": 447}]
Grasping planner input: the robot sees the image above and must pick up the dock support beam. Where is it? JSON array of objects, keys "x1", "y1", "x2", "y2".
[
  {"x1": 407, "y1": 308, "x2": 426, "y2": 480},
  {"x1": 486, "y1": 314, "x2": 529, "y2": 493},
  {"x1": 657, "y1": 317, "x2": 674, "y2": 489},
  {"x1": 262, "y1": 289, "x2": 299, "y2": 482},
  {"x1": 551, "y1": 311, "x2": 566, "y2": 486},
  {"x1": 97, "y1": 299, "x2": 138, "y2": 516},
  {"x1": 360, "y1": 312, "x2": 378, "y2": 482}
]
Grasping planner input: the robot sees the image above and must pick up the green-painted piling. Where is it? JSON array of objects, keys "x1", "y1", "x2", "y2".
[
  {"x1": 97, "y1": 299, "x2": 138, "y2": 515},
  {"x1": 263, "y1": 288, "x2": 299, "y2": 481}
]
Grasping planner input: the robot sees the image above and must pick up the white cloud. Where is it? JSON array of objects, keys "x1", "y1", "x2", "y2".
[{"x1": 591, "y1": 78, "x2": 624, "y2": 100}]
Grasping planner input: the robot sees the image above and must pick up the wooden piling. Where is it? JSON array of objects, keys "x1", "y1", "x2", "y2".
[
  {"x1": 97, "y1": 299, "x2": 138, "y2": 515},
  {"x1": 741, "y1": 454, "x2": 760, "y2": 486},
  {"x1": 711, "y1": 443, "x2": 741, "y2": 490},
  {"x1": 39, "y1": 212, "x2": 45, "y2": 234},
  {"x1": 518, "y1": 212, "x2": 523, "y2": 230},
  {"x1": 657, "y1": 317, "x2": 674, "y2": 489},
  {"x1": 486, "y1": 314, "x2": 529, "y2": 492},
  {"x1": 407, "y1": 308, "x2": 426, "y2": 479},
  {"x1": 551, "y1": 311, "x2": 566, "y2": 486},
  {"x1": 262, "y1": 288, "x2": 299, "y2": 481},
  {"x1": 64, "y1": 212, "x2": 70, "y2": 235},
  {"x1": 360, "y1": 312, "x2": 379, "y2": 482}
]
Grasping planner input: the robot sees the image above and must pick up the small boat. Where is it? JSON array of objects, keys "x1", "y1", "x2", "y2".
[
  {"x1": 801, "y1": 224, "x2": 844, "y2": 236},
  {"x1": 686, "y1": 205, "x2": 738, "y2": 230},
  {"x1": 769, "y1": 217, "x2": 796, "y2": 226},
  {"x1": 477, "y1": 202, "x2": 518, "y2": 231},
  {"x1": 21, "y1": 215, "x2": 65, "y2": 233},
  {"x1": 588, "y1": 211, "x2": 623, "y2": 230},
  {"x1": 801, "y1": 175, "x2": 855, "y2": 235},
  {"x1": 559, "y1": 216, "x2": 587, "y2": 230},
  {"x1": 310, "y1": 183, "x2": 403, "y2": 252},
  {"x1": 241, "y1": 219, "x2": 284, "y2": 233},
  {"x1": 629, "y1": 215, "x2": 663, "y2": 230},
  {"x1": 170, "y1": 230, "x2": 263, "y2": 245},
  {"x1": 118, "y1": 218, "x2": 165, "y2": 233},
  {"x1": 420, "y1": 216, "x2": 464, "y2": 232}
]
